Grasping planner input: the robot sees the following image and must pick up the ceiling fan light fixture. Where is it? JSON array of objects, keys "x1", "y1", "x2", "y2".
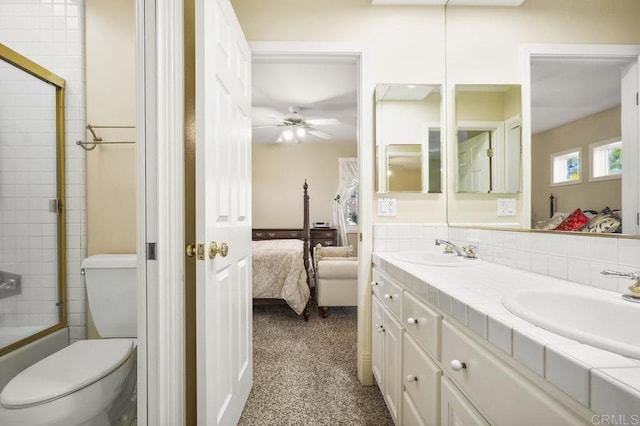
[
  {"x1": 282, "y1": 127, "x2": 294, "y2": 141},
  {"x1": 295, "y1": 126, "x2": 306, "y2": 138}
]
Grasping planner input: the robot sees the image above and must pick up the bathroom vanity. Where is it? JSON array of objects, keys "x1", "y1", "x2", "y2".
[{"x1": 371, "y1": 252, "x2": 640, "y2": 425}]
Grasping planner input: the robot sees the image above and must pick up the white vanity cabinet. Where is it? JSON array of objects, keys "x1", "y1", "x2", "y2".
[
  {"x1": 372, "y1": 269, "x2": 443, "y2": 426},
  {"x1": 372, "y1": 264, "x2": 590, "y2": 426}
]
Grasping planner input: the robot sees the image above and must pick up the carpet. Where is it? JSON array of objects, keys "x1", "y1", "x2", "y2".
[{"x1": 238, "y1": 304, "x2": 394, "y2": 426}]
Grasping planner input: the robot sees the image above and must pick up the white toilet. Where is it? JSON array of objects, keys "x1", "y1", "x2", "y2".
[{"x1": 0, "y1": 254, "x2": 137, "y2": 426}]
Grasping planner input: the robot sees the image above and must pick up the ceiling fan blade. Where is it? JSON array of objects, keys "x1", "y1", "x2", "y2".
[
  {"x1": 305, "y1": 118, "x2": 340, "y2": 126},
  {"x1": 252, "y1": 124, "x2": 283, "y2": 129},
  {"x1": 307, "y1": 128, "x2": 332, "y2": 140}
]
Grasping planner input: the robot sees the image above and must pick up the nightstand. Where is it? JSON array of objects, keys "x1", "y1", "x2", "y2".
[{"x1": 310, "y1": 228, "x2": 337, "y2": 248}]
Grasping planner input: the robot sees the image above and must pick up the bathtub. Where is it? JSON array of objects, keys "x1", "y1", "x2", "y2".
[
  {"x1": 0, "y1": 327, "x2": 68, "y2": 391},
  {"x1": 0, "y1": 326, "x2": 48, "y2": 348}
]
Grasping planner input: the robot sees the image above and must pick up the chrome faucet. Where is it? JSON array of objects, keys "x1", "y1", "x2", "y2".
[
  {"x1": 600, "y1": 270, "x2": 640, "y2": 303},
  {"x1": 435, "y1": 239, "x2": 465, "y2": 256}
]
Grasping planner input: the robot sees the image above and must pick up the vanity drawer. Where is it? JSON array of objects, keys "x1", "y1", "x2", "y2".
[
  {"x1": 381, "y1": 278, "x2": 402, "y2": 320},
  {"x1": 403, "y1": 333, "x2": 441, "y2": 426},
  {"x1": 442, "y1": 321, "x2": 585, "y2": 426},
  {"x1": 371, "y1": 269, "x2": 403, "y2": 321},
  {"x1": 403, "y1": 291, "x2": 442, "y2": 361}
]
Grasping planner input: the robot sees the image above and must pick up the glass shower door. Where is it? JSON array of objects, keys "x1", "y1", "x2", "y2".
[{"x1": 0, "y1": 44, "x2": 66, "y2": 355}]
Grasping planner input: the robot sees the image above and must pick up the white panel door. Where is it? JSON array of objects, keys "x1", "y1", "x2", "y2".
[
  {"x1": 371, "y1": 295, "x2": 385, "y2": 388},
  {"x1": 458, "y1": 132, "x2": 490, "y2": 193},
  {"x1": 195, "y1": 0, "x2": 252, "y2": 424}
]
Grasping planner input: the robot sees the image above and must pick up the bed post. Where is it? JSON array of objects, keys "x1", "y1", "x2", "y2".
[{"x1": 303, "y1": 179, "x2": 311, "y2": 321}]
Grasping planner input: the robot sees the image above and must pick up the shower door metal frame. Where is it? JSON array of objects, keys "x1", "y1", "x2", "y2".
[{"x1": 0, "y1": 43, "x2": 67, "y2": 357}]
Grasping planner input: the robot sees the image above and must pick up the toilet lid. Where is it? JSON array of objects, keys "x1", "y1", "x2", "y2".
[{"x1": 0, "y1": 339, "x2": 134, "y2": 409}]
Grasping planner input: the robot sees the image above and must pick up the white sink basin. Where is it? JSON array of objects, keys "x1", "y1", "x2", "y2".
[
  {"x1": 503, "y1": 287, "x2": 640, "y2": 359},
  {"x1": 391, "y1": 251, "x2": 481, "y2": 267}
]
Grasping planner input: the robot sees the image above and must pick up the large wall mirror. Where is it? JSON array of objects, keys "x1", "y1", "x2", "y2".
[
  {"x1": 455, "y1": 84, "x2": 522, "y2": 194},
  {"x1": 375, "y1": 84, "x2": 442, "y2": 193},
  {"x1": 530, "y1": 53, "x2": 640, "y2": 236}
]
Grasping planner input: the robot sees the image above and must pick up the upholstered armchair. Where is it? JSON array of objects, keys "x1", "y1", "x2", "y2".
[{"x1": 313, "y1": 244, "x2": 358, "y2": 318}]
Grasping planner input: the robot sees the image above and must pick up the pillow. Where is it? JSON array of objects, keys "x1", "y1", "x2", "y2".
[
  {"x1": 553, "y1": 208, "x2": 590, "y2": 231},
  {"x1": 314, "y1": 244, "x2": 353, "y2": 258},
  {"x1": 580, "y1": 207, "x2": 622, "y2": 233},
  {"x1": 533, "y1": 212, "x2": 568, "y2": 230}
]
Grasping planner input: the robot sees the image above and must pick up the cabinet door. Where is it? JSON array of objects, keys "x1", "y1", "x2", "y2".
[
  {"x1": 371, "y1": 295, "x2": 385, "y2": 388},
  {"x1": 383, "y1": 308, "x2": 403, "y2": 425},
  {"x1": 403, "y1": 391, "x2": 427, "y2": 426},
  {"x1": 403, "y1": 333, "x2": 441, "y2": 426},
  {"x1": 441, "y1": 377, "x2": 489, "y2": 426}
]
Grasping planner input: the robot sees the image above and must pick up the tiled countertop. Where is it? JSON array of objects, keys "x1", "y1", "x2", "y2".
[{"x1": 373, "y1": 252, "x2": 640, "y2": 417}]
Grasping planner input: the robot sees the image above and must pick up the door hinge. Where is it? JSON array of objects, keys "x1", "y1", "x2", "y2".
[
  {"x1": 147, "y1": 242, "x2": 157, "y2": 260},
  {"x1": 637, "y1": 212, "x2": 639, "y2": 226},
  {"x1": 486, "y1": 148, "x2": 493, "y2": 158},
  {"x1": 636, "y1": 92, "x2": 639, "y2": 106},
  {"x1": 49, "y1": 199, "x2": 63, "y2": 213}
]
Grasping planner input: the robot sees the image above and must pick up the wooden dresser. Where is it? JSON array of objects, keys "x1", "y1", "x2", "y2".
[{"x1": 310, "y1": 228, "x2": 338, "y2": 248}]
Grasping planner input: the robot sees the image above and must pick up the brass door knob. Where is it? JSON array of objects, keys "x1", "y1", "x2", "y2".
[
  {"x1": 209, "y1": 241, "x2": 229, "y2": 259},
  {"x1": 186, "y1": 243, "x2": 196, "y2": 257}
]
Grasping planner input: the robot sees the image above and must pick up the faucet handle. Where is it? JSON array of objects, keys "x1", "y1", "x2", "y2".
[
  {"x1": 463, "y1": 244, "x2": 478, "y2": 258},
  {"x1": 442, "y1": 245, "x2": 454, "y2": 254},
  {"x1": 601, "y1": 270, "x2": 640, "y2": 298},
  {"x1": 600, "y1": 270, "x2": 640, "y2": 281}
]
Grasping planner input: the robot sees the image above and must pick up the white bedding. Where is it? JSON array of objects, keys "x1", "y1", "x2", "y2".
[{"x1": 252, "y1": 239, "x2": 310, "y2": 315}]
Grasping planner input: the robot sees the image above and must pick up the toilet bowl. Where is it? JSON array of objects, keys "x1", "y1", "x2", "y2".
[
  {"x1": 0, "y1": 254, "x2": 137, "y2": 426},
  {"x1": 0, "y1": 339, "x2": 136, "y2": 426}
]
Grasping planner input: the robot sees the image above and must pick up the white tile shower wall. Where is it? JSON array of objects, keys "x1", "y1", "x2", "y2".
[
  {"x1": 373, "y1": 223, "x2": 449, "y2": 253},
  {"x1": 0, "y1": 0, "x2": 86, "y2": 342},
  {"x1": 449, "y1": 227, "x2": 640, "y2": 294},
  {"x1": 0, "y1": 61, "x2": 58, "y2": 329}
]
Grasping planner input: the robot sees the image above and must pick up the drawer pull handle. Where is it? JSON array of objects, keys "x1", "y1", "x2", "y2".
[
  {"x1": 407, "y1": 317, "x2": 418, "y2": 325},
  {"x1": 371, "y1": 281, "x2": 379, "y2": 287},
  {"x1": 383, "y1": 294, "x2": 393, "y2": 300},
  {"x1": 450, "y1": 360, "x2": 467, "y2": 371},
  {"x1": 406, "y1": 375, "x2": 418, "y2": 383}
]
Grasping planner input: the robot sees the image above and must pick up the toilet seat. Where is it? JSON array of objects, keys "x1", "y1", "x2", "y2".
[{"x1": 1, "y1": 339, "x2": 135, "y2": 409}]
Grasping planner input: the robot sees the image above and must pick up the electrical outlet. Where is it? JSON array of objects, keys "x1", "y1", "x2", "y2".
[
  {"x1": 378, "y1": 198, "x2": 397, "y2": 217},
  {"x1": 497, "y1": 198, "x2": 516, "y2": 217}
]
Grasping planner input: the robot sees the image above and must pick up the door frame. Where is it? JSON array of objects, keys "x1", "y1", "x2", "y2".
[
  {"x1": 521, "y1": 43, "x2": 640, "y2": 230},
  {"x1": 250, "y1": 41, "x2": 374, "y2": 384},
  {"x1": 136, "y1": 0, "x2": 186, "y2": 424}
]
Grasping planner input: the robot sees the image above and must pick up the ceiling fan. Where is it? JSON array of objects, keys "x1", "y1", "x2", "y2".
[{"x1": 253, "y1": 106, "x2": 340, "y2": 143}]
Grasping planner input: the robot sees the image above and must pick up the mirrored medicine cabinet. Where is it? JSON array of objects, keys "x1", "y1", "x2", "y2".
[
  {"x1": 455, "y1": 84, "x2": 522, "y2": 194},
  {"x1": 375, "y1": 83, "x2": 442, "y2": 194}
]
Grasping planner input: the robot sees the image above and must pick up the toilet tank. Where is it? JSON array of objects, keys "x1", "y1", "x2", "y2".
[{"x1": 81, "y1": 254, "x2": 137, "y2": 338}]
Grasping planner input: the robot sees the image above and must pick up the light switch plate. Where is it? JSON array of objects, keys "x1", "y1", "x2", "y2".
[
  {"x1": 378, "y1": 198, "x2": 397, "y2": 217},
  {"x1": 497, "y1": 198, "x2": 516, "y2": 216}
]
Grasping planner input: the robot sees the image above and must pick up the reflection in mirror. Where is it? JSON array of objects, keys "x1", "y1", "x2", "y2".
[
  {"x1": 455, "y1": 85, "x2": 521, "y2": 194},
  {"x1": 530, "y1": 56, "x2": 639, "y2": 235},
  {"x1": 375, "y1": 84, "x2": 442, "y2": 193}
]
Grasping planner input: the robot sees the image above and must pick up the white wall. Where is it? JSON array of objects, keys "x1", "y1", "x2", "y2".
[
  {"x1": 253, "y1": 142, "x2": 357, "y2": 228},
  {"x1": 0, "y1": 0, "x2": 87, "y2": 342}
]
